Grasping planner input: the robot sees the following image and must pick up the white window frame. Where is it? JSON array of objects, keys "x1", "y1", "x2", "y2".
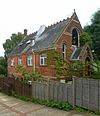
[
  {"x1": 18, "y1": 58, "x2": 22, "y2": 65},
  {"x1": 11, "y1": 58, "x2": 14, "y2": 66},
  {"x1": 63, "y1": 44, "x2": 67, "y2": 61},
  {"x1": 40, "y1": 54, "x2": 47, "y2": 66},
  {"x1": 27, "y1": 55, "x2": 32, "y2": 66}
]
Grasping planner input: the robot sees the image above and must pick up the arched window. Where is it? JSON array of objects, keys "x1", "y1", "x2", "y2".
[
  {"x1": 72, "y1": 28, "x2": 79, "y2": 46},
  {"x1": 62, "y1": 44, "x2": 67, "y2": 61}
]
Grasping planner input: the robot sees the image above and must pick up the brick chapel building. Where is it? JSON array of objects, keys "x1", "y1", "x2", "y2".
[{"x1": 7, "y1": 10, "x2": 93, "y2": 78}]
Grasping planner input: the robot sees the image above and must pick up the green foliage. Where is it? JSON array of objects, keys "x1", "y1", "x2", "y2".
[
  {"x1": 39, "y1": 50, "x2": 65, "y2": 78},
  {"x1": 12, "y1": 91, "x2": 100, "y2": 115},
  {"x1": 54, "y1": 52, "x2": 64, "y2": 78},
  {"x1": 0, "y1": 87, "x2": 3, "y2": 92},
  {"x1": 84, "y1": 9, "x2": 100, "y2": 59},
  {"x1": 47, "y1": 50, "x2": 73, "y2": 78},
  {"x1": 16, "y1": 65, "x2": 27, "y2": 77},
  {"x1": 72, "y1": 61, "x2": 85, "y2": 77},
  {"x1": 12, "y1": 91, "x2": 73, "y2": 111},
  {"x1": 32, "y1": 99, "x2": 72, "y2": 111},
  {"x1": 92, "y1": 61, "x2": 100, "y2": 79},
  {"x1": 41, "y1": 50, "x2": 87, "y2": 78},
  {"x1": 80, "y1": 32, "x2": 92, "y2": 47},
  {"x1": 39, "y1": 49, "x2": 93, "y2": 78},
  {"x1": 16, "y1": 65, "x2": 42, "y2": 83},
  {"x1": 3, "y1": 32, "x2": 24, "y2": 54},
  {"x1": 0, "y1": 57, "x2": 6, "y2": 76},
  {"x1": 76, "y1": 106, "x2": 100, "y2": 115}
]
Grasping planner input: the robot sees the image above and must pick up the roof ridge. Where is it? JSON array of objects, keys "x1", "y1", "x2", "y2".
[
  {"x1": 46, "y1": 17, "x2": 70, "y2": 29},
  {"x1": 27, "y1": 31, "x2": 37, "y2": 37}
]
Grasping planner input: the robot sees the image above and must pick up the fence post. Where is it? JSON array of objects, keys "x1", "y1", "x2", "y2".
[
  {"x1": 73, "y1": 77, "x2": 76, "y2": 108},
  {"x1": 47, "y1": 79, "x2": 50, "y2": 100},
  {"x1": 32, "y1": 80, "x2": 36, "y2": 99}
]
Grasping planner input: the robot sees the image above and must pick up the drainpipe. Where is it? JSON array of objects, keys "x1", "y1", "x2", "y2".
[
  {"x1": 34, "y1": 52, "x2": 35, "y2": 71},
  {"x1": 32, "y1": 40, "x2": 35, "y2": 72},
  {"x1": 33, "y1": 51, "x2": 35, "y2": 72}
]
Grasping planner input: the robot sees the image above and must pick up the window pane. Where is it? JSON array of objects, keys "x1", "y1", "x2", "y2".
[
  {"x1": 44, "y1": 58, "x2": 47, "y2": 65},
  {"x1": 41, "y1": 58, "x2": 43, "y2": 65},
  {"x1": 18, "y1": 58, "x2": 22, "y2": 65},
  {"x1": 62, "y1": 44, "x2": 66, "y2": 61},
  {"x1": 11, "y1": 58, "x2": 14, "y2": 66},
  {"x1": 27, "y1": 55, "x2": 32, "y2": 66},
  {"x1": 40, "y1": 54, "x2": 47, "y2": 65}
]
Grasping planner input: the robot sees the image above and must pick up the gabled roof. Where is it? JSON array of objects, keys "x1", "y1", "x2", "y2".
[
  {"x1": 31, "y1": 19, "x2": 70, "y2": 52},
  {"x1": 70, "y1": 47, "x2": 82, "y2": 60},
  {"x1": 9, "y1": 11, "x2": 79, "y2": 56},
  {"x1": 70, "y1": 43, "x2": 93, "y2": 61},
  {"x1": 10, "y1": 18, "x2": 70, "y2": 56}
]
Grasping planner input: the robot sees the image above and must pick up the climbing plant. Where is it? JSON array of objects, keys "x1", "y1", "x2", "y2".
[{"x1": 16, "y1": 65, "x2": 42, "y2": 83}]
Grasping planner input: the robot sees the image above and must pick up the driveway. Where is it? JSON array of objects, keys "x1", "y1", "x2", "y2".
[{"x1": 0, "y1": 93, "x2": 96, "y2": 116}]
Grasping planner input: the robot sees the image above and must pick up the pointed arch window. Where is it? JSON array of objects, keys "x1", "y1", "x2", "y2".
[
  {"x1": 62, "y1": 44, "x2": 67, "y2": 61},
  {"x1": 72, "y1": 28, "x2": 79, "y2": 46}
]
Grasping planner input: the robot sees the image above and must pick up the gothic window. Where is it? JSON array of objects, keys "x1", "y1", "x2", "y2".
[
  {"x1": 72, "y1": 28, "x2": 79, "y2": 46},
  {"x1": 62, "y1": 44, "x2": 67, "y2": 60}
]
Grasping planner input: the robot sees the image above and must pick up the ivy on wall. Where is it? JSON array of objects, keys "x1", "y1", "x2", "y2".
[
  {"x1": 16, "y1": 49, "x2": 92, "y2": 81},
  {"x1": 38, "y1": 49, "x2": 73, "y2": 78}
]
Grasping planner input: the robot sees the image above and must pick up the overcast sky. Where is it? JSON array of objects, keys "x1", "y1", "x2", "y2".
[{"x1": 0, "y1": 0, "x2": 99, "y2": 56}]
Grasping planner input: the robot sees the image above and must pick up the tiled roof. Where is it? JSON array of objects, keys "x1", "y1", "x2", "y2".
[
  {"x1": 32, "y1": 19, "x2": 69, "y2": 51},
  {"x1": 10, "y1": 32, "x2": 37, "y2": 56},
  {"x1": 10, "y1": 18, "x2": 70, "y2": 56}
]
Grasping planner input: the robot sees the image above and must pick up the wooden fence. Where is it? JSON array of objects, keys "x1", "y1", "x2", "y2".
[
  {"x1": 0, "y1": 78, "x2": 32, "y2": 97},
  {"x1": 75, "y1": 78, "x2": 100, "y2": 111},
  {"x1": 32, "y1": 80, "x2": 73, "y2": 104},
  {"x1": 0, "y1": 77, "x2": 100, "y2": 111},
  {"x1": 32, "y1": 78, "x2": 100, "y2": 111}
]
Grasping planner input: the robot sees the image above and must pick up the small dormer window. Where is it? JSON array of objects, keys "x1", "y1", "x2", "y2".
[
  {"x1": 26, "y1": 40, "x2": 31, "y2": 44},
  {"x1": 11, "y1": 58, "x2": 14, "y2": 66},
  {"x1": 62, "y1": 44, "x2": 67, "y2": 61},
  {"x1": 72, "y1": 28, "x2": 79, "y2": 46}
]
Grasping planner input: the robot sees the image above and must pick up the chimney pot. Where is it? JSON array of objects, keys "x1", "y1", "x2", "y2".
[{"x1": 24, "y1": 29, "x2": 27, "y2": 36}]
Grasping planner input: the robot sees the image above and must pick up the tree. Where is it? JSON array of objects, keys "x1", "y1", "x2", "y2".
[
  {"x1": 84, "y1": 9, "x2": 100, "y2": 59},
  {"x1": 80, "y1": 32, "x2": 92, "y2": 47},
  {"x1": 3, "y1": 32, "x2": 24, "y2": 54},
  {"x1": 0, "y1": 57, "x2": 6, "y2": 76}
]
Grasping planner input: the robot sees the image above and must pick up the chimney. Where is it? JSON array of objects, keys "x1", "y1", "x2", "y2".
[{"x1": 24, "y1": 29, "x2": 27, "y2": 36}]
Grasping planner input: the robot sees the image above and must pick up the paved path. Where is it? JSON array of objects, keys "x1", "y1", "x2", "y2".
[{"x1": 0, "y1": 93, "x2": 96, "y2": 116}]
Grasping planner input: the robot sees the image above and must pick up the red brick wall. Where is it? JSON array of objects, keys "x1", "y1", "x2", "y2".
[
  {"x1": 8, "y1": 14, "x2": 83, "y2": 78},
  {"x1": 35, "y1": 52, "x2": 56, "y2": 77},
  {"x1": 8, "y1": 56, "x2": 17, "y2": 77}
]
